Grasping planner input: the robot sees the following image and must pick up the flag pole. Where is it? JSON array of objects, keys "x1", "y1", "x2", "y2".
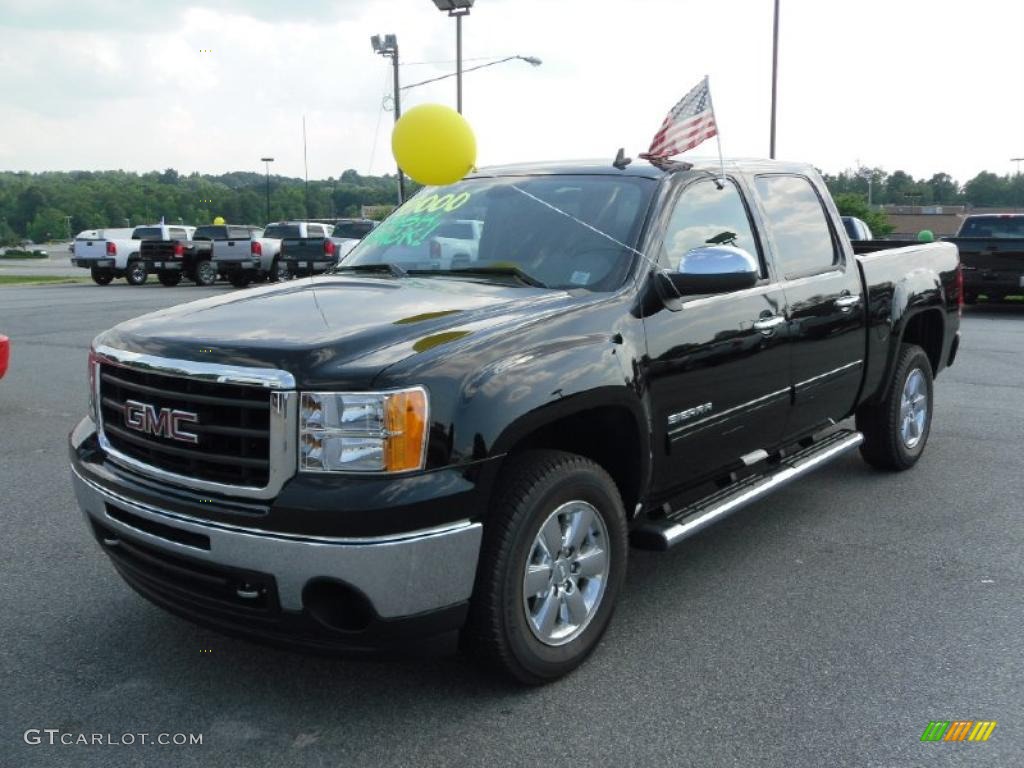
[{"x1": 705, "y1": 74, "x2": 726, "y2": 182}]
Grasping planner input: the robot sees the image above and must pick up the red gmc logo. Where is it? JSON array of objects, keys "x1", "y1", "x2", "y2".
[{"x1": 123, "y1": 399, "x2": 199, "y2": 444}]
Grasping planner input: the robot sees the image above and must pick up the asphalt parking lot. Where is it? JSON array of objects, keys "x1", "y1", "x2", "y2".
[{"x1": 1, "y1": 283, "x2": 1021, "y2": 767}]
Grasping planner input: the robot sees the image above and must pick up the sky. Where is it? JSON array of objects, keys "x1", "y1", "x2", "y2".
[{"x1": 1, "y1": 0, "x2": 1022, "y2": 183}]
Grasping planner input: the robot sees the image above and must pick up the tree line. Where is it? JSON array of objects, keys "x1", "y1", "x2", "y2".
[
  {"x1": 1, "y1": 165, "x2": 1022, "y2": 245},
  {"x1": 0, "y1": 168, "x2": 412, "y2": 245}
]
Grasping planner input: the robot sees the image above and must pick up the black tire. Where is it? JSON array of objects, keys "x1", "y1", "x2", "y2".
[
  {"x1": 229, "y1": 271, "x2": 251, "y2": 288},
  {"x1": 90, "y1": 268, "x2": 113, "y2": 286},
  {"x1": 125, "y1": 259, "x2": 147, "y2": 286},
  {"x1": 157, "y1": 270, "x2": 182, "y2": 287},
  {"x1": 462, "y1": 450, "x2": 628, "y2": 684},
  {"x1": 856, "y1": 343, "x2": 934, "y2": 471},
  {"x1": 269, "y1": 258, "x2": 288, "y2": 283},
  {"x1": 193, "y1": 259, "x2": 217, "y2": 286}
]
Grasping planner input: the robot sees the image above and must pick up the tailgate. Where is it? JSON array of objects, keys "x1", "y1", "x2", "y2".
[
  {"x1": 73, "y1": 239, "x2": 108, "y2": 259},
  {"x1": 213, "y1": 239, "x2": 252, "y2": 262},
  {"x1": 950, "y1": 237, "x2": 1024, "y2": 275},
  {"x1": 280, "y1": 238, "x2": 327, "y2": 260}
]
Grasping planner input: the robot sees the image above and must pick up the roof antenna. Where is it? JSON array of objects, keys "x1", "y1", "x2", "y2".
[{"x1": 612, "y1": 148, "x2": 632, "y2": 170}]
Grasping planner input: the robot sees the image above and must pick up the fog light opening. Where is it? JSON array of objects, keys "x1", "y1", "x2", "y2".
[{"x1": 302, "y1": 579, "x2": 375, "y2": 633}]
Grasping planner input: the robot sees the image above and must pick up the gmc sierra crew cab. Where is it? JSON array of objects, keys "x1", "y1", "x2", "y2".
[{"x1": 69, "y1": 158, "x2": 961, "y2": 684}]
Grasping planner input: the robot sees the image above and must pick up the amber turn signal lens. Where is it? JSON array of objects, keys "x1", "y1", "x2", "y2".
[{"x1": 384, "y1": 389, "x2": 428, "y2": 472}]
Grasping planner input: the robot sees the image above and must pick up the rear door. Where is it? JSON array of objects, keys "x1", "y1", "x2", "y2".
[
  {"x1": 644, "y1": 175, "x2": 791, "y2": 492},
  {"x1": 753, "y1": 174, "x2": 866, "y2": 440}
]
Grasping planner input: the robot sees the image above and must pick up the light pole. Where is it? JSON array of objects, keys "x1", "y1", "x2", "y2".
[
  {"x1": 400, "y1": 55, "x2": 542, "y2": 92},
  {"x1": 260, "y1": 157, "x2": 274, "y2": 222},
  {"x1": 1012, "y1": 157, "x2": 1024, "y2": 175},
  {"x1": 770, "y1": 0, "x2": 780, "y2": 159},
  {"x1": 431, "y1": 0, "x2": 475, "y2": 114},
  {"x1": 372, "y1": 34, "x2": 406, "y2": 204}
]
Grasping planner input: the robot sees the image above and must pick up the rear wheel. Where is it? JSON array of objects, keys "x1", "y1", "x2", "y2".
[
  {"x1": 270, "y1": 257, "x2": 289, "y2": 283},
  {"x1": 125, "y1": 259, "x2": 147, "y2": 286},
  {"x1": 856, "y1": 343, "x2": 934, "y2": 471},
  {"x1": 90, "y1": 268, "x2": 113, "y2": 286},
  {"x1": 157, "y1": 270, "x2": 182, "y2": 287},
  {"x1": 229, "y1": 271, "x2": 252, "y2": 288},
  {"x1": 193, "y1": 259, "x2": 217, "y2": 286},
  {"x1": 463, "y1": 450, "x2": 627, "y2": 684}
]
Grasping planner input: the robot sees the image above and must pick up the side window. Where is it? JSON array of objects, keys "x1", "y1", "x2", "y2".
[
  {"x1": 754, "y1": 175, "x2": 838, "y2": 277},
  {"x1": 169, "y1": 227, "x2": 186, "y2": 240},
  {"x1": 660, "y1": 178, "x2": 764, "y2": 277},
  {"x1": 311, "y1": 225, "x2": 326, "y2": 237}
]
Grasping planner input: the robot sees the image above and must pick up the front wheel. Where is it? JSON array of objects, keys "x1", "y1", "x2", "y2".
[
  {"x1": 90, "y1": 268, "x2": 113, "y2": 286},
  {"x1": 856, "y1": 343, "x2": 934, "y2": 471},
  {"x1": 124, "y1": 260, "x2": 147, "y2": 285},
  {"x1": 462, "y1": 450, "x2": 627, "y2": 684},
  {"x1": 193, "y1": 259, "x2": 217, "y2": 286},
  {"x1": 157, "y1": 270, "x2": 182, "y2": 287}
]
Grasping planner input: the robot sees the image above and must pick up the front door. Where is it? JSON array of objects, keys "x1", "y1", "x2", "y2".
[
  {"x1": 643, "y1": 176, "x2": 791, "y2": 494},
  {"x1": 752, "y1": 174, "x2": 867, "y2": 440}
]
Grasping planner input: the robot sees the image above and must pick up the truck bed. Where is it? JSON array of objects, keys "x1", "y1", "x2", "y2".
[{"x1": 855, "y1": 241, "x2": 960, "y2": 402}]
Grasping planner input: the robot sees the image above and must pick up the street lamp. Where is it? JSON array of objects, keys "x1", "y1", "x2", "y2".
[
  {"x1": 371, "y1": 34, "x2": 406, "y2": 204},
  {"x1": 400, "y1": 55, "x2": 542, "y2": 92},
  {"x1": 430, "y1": 0, "x2": 475, "y2": 114},
  {"x1": 1012, "y1": 157, "x2": 1024, "y2": 175},
  {"x1": 260, "y1": 157, "x2": 274, "y2": 222},
  {"x1": 769, "y1": 0, "x2": 780, "y2": 158}
]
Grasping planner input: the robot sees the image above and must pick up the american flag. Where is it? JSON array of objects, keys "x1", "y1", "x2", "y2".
[{"x1": 641, "y1": 77, "x2": 718, "y2": 159}]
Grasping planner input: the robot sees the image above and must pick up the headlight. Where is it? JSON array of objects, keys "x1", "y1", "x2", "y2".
[{"x1": 299, "y1": 387, "x2": 428, "y2": 473}]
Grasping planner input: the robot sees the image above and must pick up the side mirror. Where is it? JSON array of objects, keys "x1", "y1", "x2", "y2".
[{"x1": 664, "y1": 245, "x2": 760, "y2": 296}]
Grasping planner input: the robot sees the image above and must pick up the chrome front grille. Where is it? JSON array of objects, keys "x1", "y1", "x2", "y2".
[{"x1": 94, "y1": 346, "x2": 298, "y2": 499}]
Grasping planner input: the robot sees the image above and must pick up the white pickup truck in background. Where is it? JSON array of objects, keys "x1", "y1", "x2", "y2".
[
  {"x1": 71, "y1": 224, "x2": 195, "y2": 285},
  {"x1": 429, "y1": 219, "x2": 483, "y2": 269}
]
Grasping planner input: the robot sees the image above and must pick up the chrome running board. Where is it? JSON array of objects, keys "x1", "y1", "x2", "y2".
[{"x1": 631, "y1": 429, "x2": 864, "y2": 551}]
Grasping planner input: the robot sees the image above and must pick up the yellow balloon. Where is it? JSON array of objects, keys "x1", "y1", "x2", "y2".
[
  {"x1": 213, "y1": 216, "x2": 225, "y2": 225},
  {"x1": 392, "y1": 104, "x2": 476, "y2": 186}
]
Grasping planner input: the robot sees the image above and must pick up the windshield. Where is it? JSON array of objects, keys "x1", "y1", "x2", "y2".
[
  {"x1": 342, "y1": 175, "x2": 655, "y2": 290},
  {"x1": 263, "y1": 224, "x2": 301, "y2": 239},
  {"x1": 959, "y1": 216, "x2": 1024, "y2": 238},
  {"x1": 131, "y1": 227, "x2": 163, "y2": 240},
  {"x1": 333, "y1": 222, "x2": 375, "y2": 240}
]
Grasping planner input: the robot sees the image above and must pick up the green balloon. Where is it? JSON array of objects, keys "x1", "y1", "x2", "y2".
[{"x1": 917, "y1": 229, "x2": 935, "y2": 243}]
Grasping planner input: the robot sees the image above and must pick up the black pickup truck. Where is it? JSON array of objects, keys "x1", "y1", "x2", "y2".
[
  {"x1": 141, "y1": 225, "x2": 259, "y2": 287},
  {"x1": 279, "y1": 219, "x2": 377, "y2": 277},
  {"x1": 70, "y1": 159, "x2": 960, "y2": 683},
  {"x1": 949, "y1": 213, "x2": 1024, "y2": 303}
]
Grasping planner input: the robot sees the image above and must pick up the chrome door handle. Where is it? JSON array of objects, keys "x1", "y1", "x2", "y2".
[
  {"x1": 835, "y1": 294, "x2": 862, "y2": 310},
  {"x1": 753, "y1": 316, "x2": 786, "y2": 333}
]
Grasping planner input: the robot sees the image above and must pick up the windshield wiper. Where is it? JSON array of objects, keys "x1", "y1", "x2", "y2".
[
  {"x1": 333, "y1": 262, "x2": 407, "y2": 278},
  {"x1": 411, "y1": 265, "x2": 547, "y2": 288}
]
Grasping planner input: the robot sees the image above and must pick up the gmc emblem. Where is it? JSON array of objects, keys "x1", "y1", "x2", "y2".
[{"x1": 123, "y1": 399, "x2": 199, "y2": 444}]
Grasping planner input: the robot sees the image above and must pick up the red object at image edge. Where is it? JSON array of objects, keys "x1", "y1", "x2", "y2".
[{"x1": 0, "y1": 335, "x2": 9, "y2": 379}]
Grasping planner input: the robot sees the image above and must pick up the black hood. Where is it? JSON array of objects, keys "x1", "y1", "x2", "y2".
[{"x1": 98, "y1": 275, "x2": 571, "y2": 388}]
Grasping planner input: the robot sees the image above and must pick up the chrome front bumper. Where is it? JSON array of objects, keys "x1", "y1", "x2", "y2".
[{"x1": 71, "y1": 465, "x2": 482, "y2": 619}]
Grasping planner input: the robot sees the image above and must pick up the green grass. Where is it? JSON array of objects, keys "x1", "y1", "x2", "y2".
[{"x1": 0, "y1": 275, "x2": 88, "y2": 286}]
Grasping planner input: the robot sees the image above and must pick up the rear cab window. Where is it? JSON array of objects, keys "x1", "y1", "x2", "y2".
[
  {"x1": 264, "y1": 224, "x2": 302, "y2": 239},
  {"x1": 754, "y1": 175, "x2": 839, "y2": 279},
  {"x1": 958, "y1": 216, "x2": 1024, "y2": 238},
  {"x1": 131, "y1": 227, "x2": 164, "y2": 240}
]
